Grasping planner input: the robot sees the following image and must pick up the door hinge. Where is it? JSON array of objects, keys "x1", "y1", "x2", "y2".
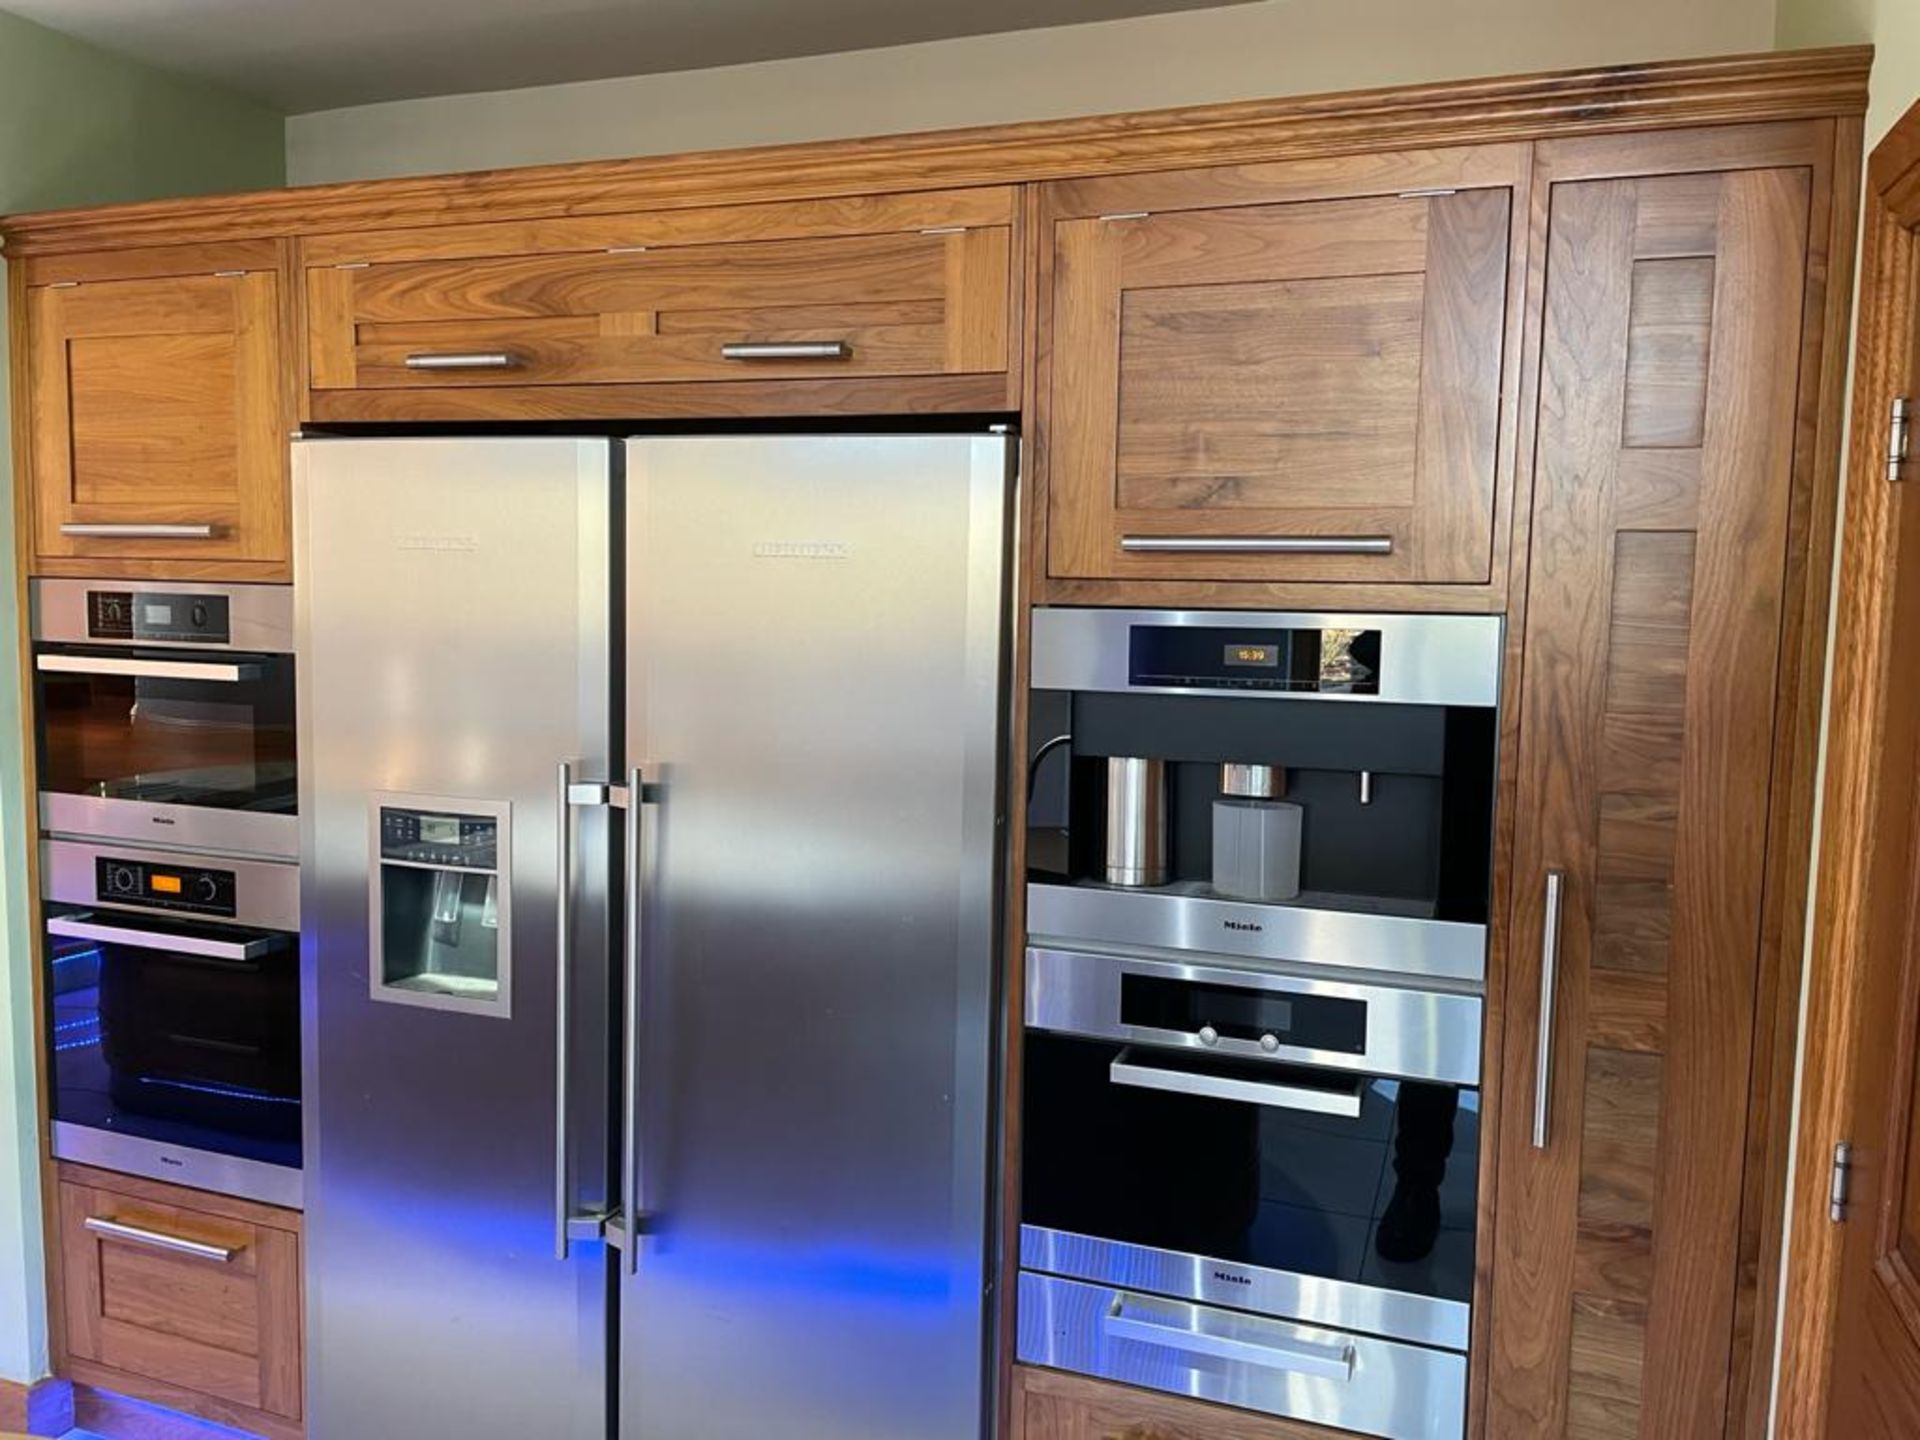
[
  {"x1": 1891, "y1": 398, "x2": 1913, "y2": 484},
  {"x1": 1830, "y1": 1140, "x2": 1854, "y2": 1222}
]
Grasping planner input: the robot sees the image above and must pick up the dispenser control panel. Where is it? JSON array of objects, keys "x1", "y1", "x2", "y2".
[
  {"x1": 379, "y1": 808, "x2": 499, "y2": 870},
  {"x1": 86, "y1": 590, "x2": 232, "y2": 645},
  {"x1": 94, "y1": 856, "x2": 237, "y2": 918}
]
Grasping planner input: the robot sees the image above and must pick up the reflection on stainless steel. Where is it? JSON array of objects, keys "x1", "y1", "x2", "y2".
[
  {"x1": 1109, "y1": 1048, "x2": 1364, "y2": 1116},
  {"x1": 41, "y1": 838, "x2": 299, "y2": 932},
  {"x1": 1017, "y1": 1271, "x2": 1466, "y2": 1440},
  {"x1": 1031, "y1": 607, "x2": 1502, "y2": 707},
  {"x1": 1020, "y1": 1225, "x2": 1469, "y2": 1350},
  {"x1": 52, "y1": 1120, "x2": 303, "y2": 1209},
  {"x1": 1028, "y1": 882, "x2": 1487, "y2": 986},
  {"x1": 1026, "y1": 946, "x2": 1482, "y2": 1085},
  {"x1": 296, "y1": 437, "x2": 612, "y2": 1440},
  {"x1": 618, "y1": 434, "x2": 1009, "y2": 1440},
  {"x1": 1103, "y1": 756, "x2": 1167, "y2": 886}
]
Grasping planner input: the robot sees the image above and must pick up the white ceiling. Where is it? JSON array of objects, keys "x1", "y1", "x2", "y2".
[{"x1": 6, "y1": 0, "x2": 1261, "y2": 113}]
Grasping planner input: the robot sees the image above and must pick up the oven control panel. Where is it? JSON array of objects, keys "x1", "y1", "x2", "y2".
[
  {"x1": 86, "y1": 590, "x2": 232, "y2": 645},
  {"x1": 95, "y1": 856, "x2": 238, "y2": 919}
]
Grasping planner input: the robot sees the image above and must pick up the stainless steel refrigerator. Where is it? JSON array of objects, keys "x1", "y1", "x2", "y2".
[{"x1": 294, "y1": 434, "x2": 1012, "y2": 1440}]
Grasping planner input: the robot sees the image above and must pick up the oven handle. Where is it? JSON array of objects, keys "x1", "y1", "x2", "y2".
[
  {"x1": 1108, "y1": 1048, "x2": 1363, "y2": 1118},
  {"x1": 47, "y1": 915, "x2": 277, "y2": 961},
  {"x1": 1103, "y1": 1296, "x2": 1356, "y2": 1381},
  {"x1": 36, "y1": 654, "x2": 261, "y2": 684}
]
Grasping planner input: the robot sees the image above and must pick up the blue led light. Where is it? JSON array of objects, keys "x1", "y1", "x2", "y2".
[
  {"x1": 53, "y1": 1016, "x2": 100, "y2": 1034},
  {"x1": 51, "y1": 946, "x2": 103, "y2": 966},
  {"x1": 54, "y1": 1036, "x2": 101, "y2": 1053},
  {"x1": 135, "y1": 1075, "x2": 300, "y2": 1107}
]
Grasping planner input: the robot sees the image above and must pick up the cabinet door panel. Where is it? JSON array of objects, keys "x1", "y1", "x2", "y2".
[
  {"x1": 29, "y1": 266, "x2": 290, "y2": 570},
  {"x1": 1044, "y1": 182, "x2": 1510, "y2": 586},
  {"x1": 1489, "y1": 164, "x2": 1811, "y2": 1438}
]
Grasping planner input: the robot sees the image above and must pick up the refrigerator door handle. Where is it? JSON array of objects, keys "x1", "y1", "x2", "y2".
[{"x1": 620, "y1": 763, "x2": 646, "y2": 1275}]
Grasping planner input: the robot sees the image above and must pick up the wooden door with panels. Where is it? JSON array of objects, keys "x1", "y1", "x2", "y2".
[
  {"x1": 1776, "y1": 96, "x2": 1920, "y2": 1439},
  {"x1": 1036, "y1": 146, "x2": 1524, "y2": 593},
  {"x1": 1489, "y1": 124, "x2": 1841, "y2": 1438},
  {"x1": 25, "y1": 241, "x2": 294, "y2": 578}
]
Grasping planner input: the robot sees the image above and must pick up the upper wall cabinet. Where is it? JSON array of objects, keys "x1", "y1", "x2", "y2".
[
  {"x1": 302, "y1": 187, "x2": 1018, "y2": 420},
  {"x1": 25, "y1": 242, "x2": 295, "y2": 580},
  {"x1": 1035, "y1": 147, "x2": 1526, "y2": 606}
]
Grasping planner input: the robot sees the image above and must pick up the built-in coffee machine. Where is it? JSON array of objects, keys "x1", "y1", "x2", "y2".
[{"x1": 1019, "y1": 608, "x2": 1501, "y2": 1440}]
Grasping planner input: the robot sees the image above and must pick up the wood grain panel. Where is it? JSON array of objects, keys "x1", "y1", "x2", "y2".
[
  {"x1": 67, "y1": 334, "x2": 239, "y2": 502},
  {"x1": 1009, "y1": 1364, "x2": 1357, "y2": 1440},
  {"x1": 1489, "y1": 151, "x2": 1812, "y2": 1439},
  {"x1": 1623, "y1": 258, "x2": 1715, "y2": 448}
]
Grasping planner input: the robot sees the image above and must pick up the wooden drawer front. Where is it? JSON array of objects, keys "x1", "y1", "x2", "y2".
[
  {"x1": 1044, "y1": 184, "x2": 1511, "y2": 585},
  {"x1": 1011, "y1": 1364, "x2": 1359, "y2": 1439},
  {"x1": 59, "y1": 1177, "x2": 302, "y2": 1421},
  {"x1": 29, "y1": 265, "x2": 291, "y2": 569},
  {"x1": 309, "y1": 219, "x2": 1010, "y2": 391}
]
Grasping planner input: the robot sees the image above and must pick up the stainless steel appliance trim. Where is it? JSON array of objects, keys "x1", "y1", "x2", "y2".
[
  {"x1": 83, "y1": 1215, "x2": 237, "y2": 1263},
  {"x1": 403, "y1": 351, "x2": 522, "y2": 370},
  {"x1": 1018, "y1": 1270, "x2": 1467, "y2": 1440},
  {"x1": 35, "y1": 653, "x2": 259, "y2": 683},
  {"x1": 1021, "y1": 1225, "x2": 1469, "y2": 1351},
  {"x1": 51, "y1": 1121, "x2": 303, "y2": 1209},
  {"x1": 620, "y1": 762, "x2": 643, "y2": 1277},
  {"x1": 555, "y1": 760, "x2": 575, "y2": 1261},
  {"x1": 59, "y1": 523, "x2": 216, "y2": 539},
  {"x1": 1103, "y1": 1295, "x2": 1355, "y2": 1380},
  {"x1": 47, "y1": 913, "x2": 278, "y2": 961},
  {"x1": 1026, "y1": 945, "x2": 1482, "y2": 1086},
  {"x1": 718, "y1": 340, "x2": 852, "y2": 360},
  {"x1": 1030, "y1": 606, "x2": 1503, "y2": 708},
  {"x1": 1028, "y1": 882, "x2": 1488, "y2": 987},
  {"x1": 41, "y1": 837, "x2": 300, "y2": 933},
  {"x1": 1119, "y1": 534, "x2": 1393, "y2": 555},
  {"x1": 32, "y1": 578, "x2": 296, "y2": 652},
  {"x1": 1109, "y1": 1047, "x2": 1363, "y2": 1116},
  {"x1": 1532, "y1": 868, "x2": 1566, "y2": 1150},
  {"x1": 1103, "y1": 756, "x2": 1167, "y2": 887},
  {"x1": 365, "y1": 791, "x2": 514, "y2": 1019},
  {"x1": 40, "y1": 795, "x2": 299, "y2": 862},
  {"x1": 1221, "y1": 762, "x2": 1280, "y2": 799}
]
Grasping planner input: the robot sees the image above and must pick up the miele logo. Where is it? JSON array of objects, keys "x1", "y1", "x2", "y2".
[
  {"x1": 395, "y1": 533, "x2": 479, "y2": 553},
  {"x1": 150, "y1": 815, "x2": 176, "y2": 827},
  {"x1": 753, "y1": 541, "x2": 851, "y2": 561},
  {"x1": 1211, "y1": 1269, "x2": 1253, "y2": 1287},
  {"x1": 1223, "y1": 919, "x2": 1264, "y2": 934},
  {"x1": 158, "y1": 1154, "x2": 185, "y2": 1169}
]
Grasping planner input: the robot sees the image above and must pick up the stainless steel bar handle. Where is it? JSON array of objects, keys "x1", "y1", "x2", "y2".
[
  {"x1": 35, "y1": 655, "x2": 260, "y2": 684},
  {"x1": 60, "y1": 523, "x2": 217, "y2": 540},
  {"x1": 83, "y1": 1216, "x2": 236, "y2": 1263},
  {"x1": 554, "y1": 760, "x2": 575, "y2": 1261},
  {"x1": 1119, "y1": 535, "x2": 1394, "y2": 555},
  {"x1": 1102, "y1": 1298, "x2": 1355, "y2": 1381},
  {"x1": 719, "y1": 341, "x2": 853, "y2": 361},
  {"x1": 403, "y1": 351, "x2": 522, "y2": 371},
  {"x1": 621, "y1": 764, "x2": 644, "y2": 1276},
  {"x1": 1109, "y1": 1050, "x2": 1363, "y2": 1118},
  {"x1": 47, "y1": 915, "x2": 272, "y2": 961},
  {"x1": 1532, "y1": 869, "x2": 1567, "y2": 1150}
]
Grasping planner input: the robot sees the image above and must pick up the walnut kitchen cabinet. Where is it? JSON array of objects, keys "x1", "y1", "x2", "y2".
[
  {"x1": 1486, "y1": 120, "x2": 1855, "y2": 1439},
  {"x1": 1010, "y1": 1366, "x2": 1359, "y2": 1440},
  {"x1": 23, "y1": 241, "x2": 295, "y2": 580},
  {"x1": 300, "y1": 186, "x2": 1018, "y2": 421},
  {"x1": 55, "y1": 1164, "x2": 303, "y2": 1439},
  {"x1": 1033, "y1": 145, "x2": 1527, "y2": 607}
]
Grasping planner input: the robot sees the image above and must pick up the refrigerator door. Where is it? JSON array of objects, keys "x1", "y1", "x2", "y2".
[
  {"x1": 620, "y1": 435, "x2": 1011, "y2": 1440},
  {"x1": 296, "y1": 437, "x2": 615, "y2": 1440}
]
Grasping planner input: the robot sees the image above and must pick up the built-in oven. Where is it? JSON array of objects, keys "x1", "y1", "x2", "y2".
[
  {"x1": 32, "y1": 579, "x2": 296, "y2": 859},
  {"x1": 1019, "y1": 948, "x2": 1478, "y2": 1440},
  {"x1": 1018, "y1": 608, "x2": 1500, "y2": 1439},
  {"x1": 41, "y1": 838, "x2": 301, "y2": 1208}
]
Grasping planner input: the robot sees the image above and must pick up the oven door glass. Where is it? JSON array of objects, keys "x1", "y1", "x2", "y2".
[
  {"x1": 35, "y1": 647, "x2": 296, "y2": 815},
  {"x1": 45, "y1": 907, "x2": 301, "y2": 1168},
  {"x1": 1023, "y1": 1033, "x2": 1477, "y2": 1310}
]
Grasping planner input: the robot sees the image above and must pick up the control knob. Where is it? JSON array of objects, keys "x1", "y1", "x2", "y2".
[
  {"x1": 1197, "y1": 1025, "x2": 1219, "y2": 1047},
  {"x1": 1259, "y1": 1033, "x2": 1282, "y2": 1053},
  {"x1": 104, "y1": 864, "x2": 139, "y2": 895},
  {"x1": 193, "y1": 874, "x2": 221, "y2": 905}
]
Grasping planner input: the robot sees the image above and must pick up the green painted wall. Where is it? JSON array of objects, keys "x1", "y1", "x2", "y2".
[{"x1": 0, "y1": 7, "x2": 284, "y2": 1385}]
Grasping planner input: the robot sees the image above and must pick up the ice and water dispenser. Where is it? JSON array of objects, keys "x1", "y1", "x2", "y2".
[
  {"x1": 1027, "y1": 609, "x2": 1502, "y2": 981},
  {"x1": 370, "y1": 795, "x2": 512, "y2": 1015}
]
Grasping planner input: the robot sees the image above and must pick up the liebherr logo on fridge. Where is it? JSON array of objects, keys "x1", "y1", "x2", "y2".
[
  {"x1": 395, "y1": 533, "x2": 479, "y2": 553},
  {"x1": 752, "y1": 541, "x2": 852, "y2": 561}
]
